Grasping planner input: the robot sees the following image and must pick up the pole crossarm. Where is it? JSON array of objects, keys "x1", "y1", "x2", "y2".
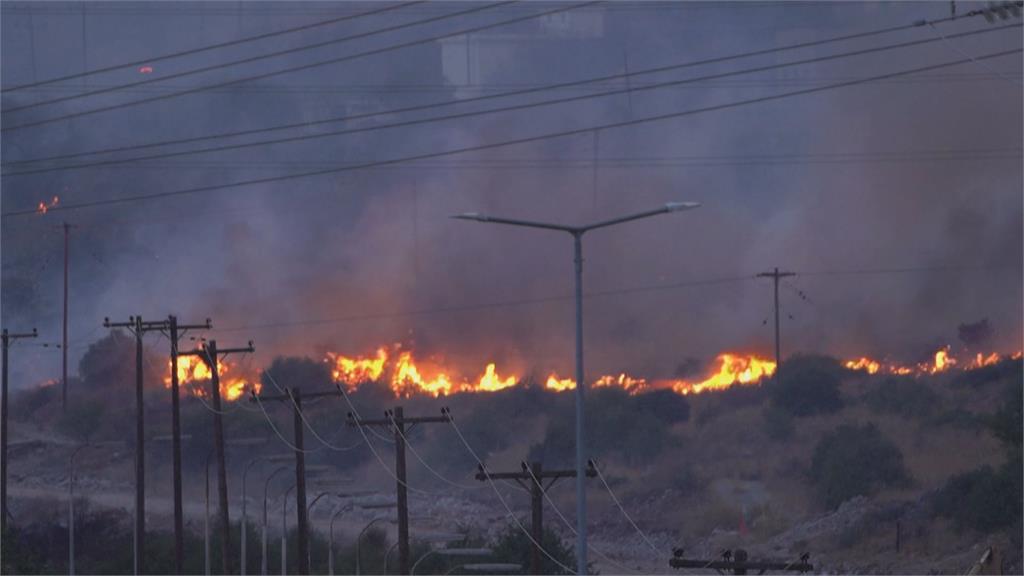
[
  {"x1": 348, "y1": 413, "x2": 452, "y2": 427},
  {"x1": 1, "y1": 329, "x2": 39, "y2": 341},
  {"x1": 669, "y1": 549, "x2": 812, "y2": 574},
  {"x1": 179, "y1": 340, "x2": 254, "y2": 361}
]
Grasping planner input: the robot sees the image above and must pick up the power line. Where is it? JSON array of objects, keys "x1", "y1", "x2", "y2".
[
  {"x1": 6, "y1": 23, "x2": 1019, "y2": 178},
  {"x1": 1, "y1": 1, "x2": 511, "y2": 113},
  {"x1": 3, "y1": 47, "x2": 1019, "y2": 219},
  {"x1": 3, "y1": 9, "x2": 994, "y2": 168},
  {"x1": 0, "y1": 1, "x2": 424, "y2": 94},
  {"x1": 0, "y1": 2, "x2": 599, "y2": 133}
]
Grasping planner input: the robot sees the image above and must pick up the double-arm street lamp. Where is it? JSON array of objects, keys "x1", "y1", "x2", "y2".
[{"x1": 453, "y1": 202, "x2": 701, "y2": 573}]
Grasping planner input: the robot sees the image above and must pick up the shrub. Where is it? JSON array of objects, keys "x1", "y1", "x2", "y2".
[
  {"x1": 934, "y1": 463, "x2": 1020, "y2": 533},
  {"x1": 952, "y1": 358, "x2": 1021, "y2": 389},
  {"x1": 762, "y1": 405, "x2": 794, "y2": 441},
  {"x1": 862, "y1": 377, "x2": 940, "y2": 419},
  {"x1": 810, "y1": 423, "x2": 909, "y2": 508},
  {"x1": 770, "y1": 355, "x2": 845, "y2": 417},
  {"x1": 57, "y1": 400, "x2": 106, "y2": 441},
  {"x1": 487, "y1": 525, "x2": 576, "y2": 575}
]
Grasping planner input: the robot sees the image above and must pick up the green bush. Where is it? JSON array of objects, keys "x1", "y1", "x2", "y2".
[
  {"x1": 769, "y1": 355, "x2": 845, "y2": 417},
  {"x1": 862, "y1": 377, "x2": 940, "y2": 419},
  {"x1": 810, "y1": 423, "x2": 909, "y2": 509}
]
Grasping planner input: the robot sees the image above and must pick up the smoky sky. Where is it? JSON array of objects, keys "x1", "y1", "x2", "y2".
[{"x1": 2, "y1": 1, "x2": 1021, "y2": 389}]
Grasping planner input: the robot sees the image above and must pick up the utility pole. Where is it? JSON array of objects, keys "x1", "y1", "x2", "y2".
[
  {"x1": 348, "y1": 406, "x2": 451, "y2": 575},
  {"x1": 756, "y1": 268, "x2": 795, "y2": 371},
  {"x1": 1, "y1": 327, "x2": 38, "y2": 543},
  {"x1": 251, "y1": 387, "x2": 340, "y2": 575},
  {"x1": 61, "y1": 222, "x2": 70, "y2": 412},
  {"x1": 180, "y1": 339, "x2": 254, "y2": 576},
  {"x1": 670, "y1": 549, "x2": 812, "y2": 574},
  {"x1": 103, "y1": 316, "x2": 155, "y2": 574},
  {"x1": 475, "y1": 461, "x2": 596, "y2": 575}
]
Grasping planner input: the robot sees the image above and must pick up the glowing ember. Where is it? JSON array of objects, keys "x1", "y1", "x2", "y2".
[
  {"x1": 845, "y1": 357, "x2": 881, "y2": 374},
  {"x1": 545, "y1": 374, "x2": 576, "y2": 392},
  {"x1": 36, "y1": 196, "x2": 59, "y2": 214},
  {"x1": 139, "y1": 65, "x2": 153, "y2": 74},
  {"x1": 594, "y1": 373, "x2": 648, "y2": 395},
  {"x1": 671, "y1": 353, "x2": 777, "y2": 395}
]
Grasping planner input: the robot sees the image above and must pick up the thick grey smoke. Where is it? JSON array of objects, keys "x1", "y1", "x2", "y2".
[{"x1": 2, "y1": 1, "x2": 1021, "y2": 389}]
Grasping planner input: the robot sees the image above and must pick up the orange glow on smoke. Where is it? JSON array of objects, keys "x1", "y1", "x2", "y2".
[
  {"x1": 670, "y1": 353, "x2": 777, "y2": 395},
  {"x1": 36, "y1": 196, "x2": 59, "y2": 214}
]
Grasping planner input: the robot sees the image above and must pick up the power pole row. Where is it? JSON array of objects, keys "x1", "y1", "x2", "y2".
[
  {"x1": 251, "y1": 386, "x2": 342, "y2": 575},
  {"x1": 348, "y1": 405, "x2": 451, "y2": 575},
  {"x1": 180, "y1": 339, "x2": 254, "y2": 576},
  {"x1": 475, "y1": 460, "x2": 596, "y2": 575},
  {"x1": 1, "y1": 327, "x2": 38, "y2": 545}
]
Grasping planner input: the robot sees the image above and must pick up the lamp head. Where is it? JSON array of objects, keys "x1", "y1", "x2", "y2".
[{"x1": 664, "y1": 201, "x2": 701, "y2": 213}]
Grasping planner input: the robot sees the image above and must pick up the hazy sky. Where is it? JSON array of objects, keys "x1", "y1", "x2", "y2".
[{"x1": 2, "y1": 1, "x2": 1021, "y2": 388}]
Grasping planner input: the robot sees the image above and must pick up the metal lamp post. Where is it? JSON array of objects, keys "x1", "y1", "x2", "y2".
[
  {"x1": 262, "y1": 466, "x2": 291, "y2": 576},
  {"x1": 328, "y1": 503, "x2": 354, "y2": 576},
  {"x1": 68, "y1": 441, "x2": 125, "y2": 576},
  {"x1": 452, "y1": 202, "x2": 700, "y2": 574}
]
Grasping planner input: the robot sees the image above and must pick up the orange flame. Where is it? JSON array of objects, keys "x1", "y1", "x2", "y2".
[
  {"x1": 844, "y1": 357, "x2": 881, "y2": 374},
  {"x1": 544, "y1": 374, "x2": 575, "y2": 392},
  {"x1": 327, "y1": 347, "x2": 388, "y2": 388},
  {"x1": 670, "y1": 353, "x2": 777, "y2": 396},
  {"x1": 594, "y1": 373, "x2": 648, "y2": 395},
  {"x1": 391, "y1": 351, "x2": 455, "y2": 397},
  {"x1": 165, "y1": 355, "x2": 259, "y2": 401},
  {"x1": 476, "y1": 363, "x2": 518, "y2": 392},
  {"x1": 36, "y1": 196, "x2": 59, "y2": 214}
]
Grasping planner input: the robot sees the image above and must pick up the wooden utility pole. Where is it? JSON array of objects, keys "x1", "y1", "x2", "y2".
[
  {"x1": 670, "y1": 549, "x2": 812, "y2": 574},
  {"x1": 475, "y1": 460, "x2": 595, "y2": 575},
  {"x1": 251, "y1": 386, "x2": 340, "y2": 575},
  {"x1": 103, "y1": 316, "x2": 154, "y2": 574},
  {"x1": 1, "y1": 327, "x2": 37, "y2": 543},
  {"x1": 61, "y1": 222, "x2": 70, "y2": 412},
  {"x1": 180, "y1": 339, "x2": 254, "y2": 576},
  {"x1": 756, "y1": 268, "x2": 795, "y2": 371},
  {"x1": 348, "y1": 406, "x2": 451, "y2": 575}
]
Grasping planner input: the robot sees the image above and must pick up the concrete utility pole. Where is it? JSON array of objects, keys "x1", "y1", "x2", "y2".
[
  {"x1": 180, "y1": 339, "x2": 254, "y2": 575},
  {"x1": 251, "y1": 386, "x2": 341, "y2": 575},
  {"x1": 669, "y1": 549, "x2": 812, "y2": 574},
  {"x1": 756, "y1": 268, "x2": 795, "y2": 371},
  {"x1": 1, "y1": 327, "x2": 37, "y2": 543},
  {"x1": 453, "y1": 201, "x2": 700, "y2": 574},
  {"x1": 103, "y1": 316, "x2": 154, "y2": 574},
  {"x1": 348, "y1": 406, "x2": 452, "y2": 575},
  {"x1": 475, "y1": 461, "x2": 596, "y2": 575}
]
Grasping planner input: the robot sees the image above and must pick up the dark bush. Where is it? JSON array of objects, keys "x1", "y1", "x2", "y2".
[
  {"x1": 928, "y1": 408, "x2": 983, "y2": 431},
  {"x1": 810, "y1": 423, "x2": 909, "y2": 508},
  {"x1": 57, "y1": 399, "x2": 106, "y2": 441},
  {"x1": 952, "y1": 358, "x2": 1022, "y2": 389},
  {"x1": 862, "y1": 377, "x2": 941, "y2": 419},
  {"x1": 934, "y1": 463, "x2": 1020, "y2": 533},
  {"x1": 487, "y1": 525, "x2": 576, "y2": 575},
  {"x1": 762, "y1": 405, "x2": 794, "y2": 441},
  {"x1": 769, "y1": 354, "x2": 845, "y2": 417}
]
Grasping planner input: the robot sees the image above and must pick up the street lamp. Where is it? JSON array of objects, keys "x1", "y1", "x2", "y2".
[
  {"x1": 412, "y1": 548, "x2": 491, "y2": 575},
  {"x1": 356, "y1": 507, "x2": 398, "y2": 576},
  {"x1": 328, "y1": 503, "x2": 354, "y2": 576},
  {"x1": 262, "y1": 466, "x2": 291, "y2": 576},
  {"x1": 452, "y1": 201, "x2": 700, "y2": 574},
  {"x1": 204, "y1": 437, "x2": 265, "y2": 576},
  {"x1": 68, "y1": 441, "x2": 125, "y2": 576}
]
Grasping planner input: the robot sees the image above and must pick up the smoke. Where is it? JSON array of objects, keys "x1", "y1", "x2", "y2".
[{"x1": 2, "y1": 2, "x2": 1021, "y2": 390}]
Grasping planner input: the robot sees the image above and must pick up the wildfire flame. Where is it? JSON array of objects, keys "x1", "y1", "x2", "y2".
[
  {"x1": 36, "y1": 196, "x2": 59, "y2": 214},
  {"x1": 165, "y1": 355, "x2": 259, "y2": 401},
  {"x1": 669, "y1": 353, "x2": 777, "y2": 396},
  {"x1": 316, "y1": 343, "x2": 1020, "y2": 399}
]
